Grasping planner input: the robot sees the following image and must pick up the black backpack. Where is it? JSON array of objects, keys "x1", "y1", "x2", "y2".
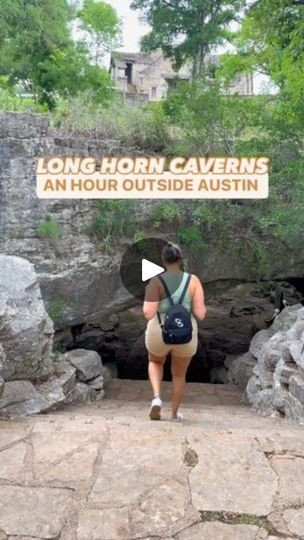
[{"x1": 157, "y1": 274, "x2": 192, "y2": 345}]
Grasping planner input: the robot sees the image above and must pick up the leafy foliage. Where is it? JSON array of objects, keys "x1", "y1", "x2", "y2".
[
  {"x1": 0, "y1": 0, "x2": 118, "y2": 108},
  {"x1": 177, "y1": 226, "x2": 206, "y2": 252},
  {"x1": 53, "y1": 96, "x2": 171, "y2": 151},
  {"x1": 219, "y1": 0, "x2": 304, "y2": 129},
  {"x1": 88, "y1": 201, "x2": 140, "y2": 252},
  {"x1": 151, "y1": 202, "x2": 182, "y2": 229},
  {"x1": 0, "y1": 77, "x2": 47, "y2": 112},
  {"x1": 48, "y1": 299, "x2": 68, "y2": 323},
  {"x1": 130, "y1": 0, "x2": 244, "y2": 78},
  {"x1": 36, "y1": 215, "x2": 61, "y2": 241},
  {"x1": 78, "y1": 0, "x2": 121, "y2": 64}
]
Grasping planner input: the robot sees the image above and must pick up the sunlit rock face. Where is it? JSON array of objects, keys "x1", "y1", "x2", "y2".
[{"x1": 0, "y1": 254, "x2": 54, "y2": 381}]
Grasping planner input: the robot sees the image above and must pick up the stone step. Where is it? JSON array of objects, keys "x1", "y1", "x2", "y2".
[{"x1": 32, "y1": 379, "x2": 300, "y2": 436}]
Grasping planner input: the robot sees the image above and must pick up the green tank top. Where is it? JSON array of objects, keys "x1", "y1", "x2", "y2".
[{"x1": 158, "y1": 271, "x2": 192, "y2": 314}]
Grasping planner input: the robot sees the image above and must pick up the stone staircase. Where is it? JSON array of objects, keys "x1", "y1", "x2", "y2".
[{"x1": 0, "y1": 379, "x2": 304, "y2": 540}]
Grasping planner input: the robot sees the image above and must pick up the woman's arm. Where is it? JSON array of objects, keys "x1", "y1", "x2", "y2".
[
  {"x1": 192, "y1": 275, "x2": 207, "y2": 321},
  {"x1": 143, "y1": 278, "x2": 160, "y2": 320}
]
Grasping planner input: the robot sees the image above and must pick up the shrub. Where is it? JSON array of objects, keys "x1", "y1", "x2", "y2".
[
  {"x1": 0, "y1": 77, "x2": 47, "y2": 113},
  {"x1": 177, "y1": 226, "x2": 206, "y2": 251},
  {"x1": 235, "y1": 237, "x2": 271, "y2": 280},
  {"x1": 36, "y1": 215, "x2": 61, "y2": 241},
  {"x1": 151, "y1": 201, "x2": 182, "y2": 229},
  {"x1": 48, "y1": 299, "x2": 67, "y2": 322},
  {"x1": 51, "y1": 343, "x2": 65, "y2": 362},
  {"x1": 88, "y1": 200, "x2": 139, "y2": 242},
  {"x1": 133, "y1": 230, "x2": 146, "y2": 242},
  {"x1": 52, "y1": 92, "x2": 171, "y2": 151}
]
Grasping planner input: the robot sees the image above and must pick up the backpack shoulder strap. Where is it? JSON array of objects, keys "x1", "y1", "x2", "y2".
[
  {"x1": 178, "y1": 273, "x2": 192, "y2": 305},
  {"x1": 158, "y1": 275, "x2": 174, "y2": 306}
]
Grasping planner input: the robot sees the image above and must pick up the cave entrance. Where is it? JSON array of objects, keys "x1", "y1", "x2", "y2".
[
  {"x1": 284, "y1": 277, "x2": 304, "y2": 298},
  {"x1": 56, "y1": 279, "x2": 304, "y2": 386}
]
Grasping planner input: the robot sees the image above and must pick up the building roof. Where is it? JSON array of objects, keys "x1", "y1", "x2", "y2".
[
  {"x1": 111, "y1": 51, "x2": 221, "y2": 73},
  {"x1": 111, "y1": 51, "x2": 154, "y2": 66}
]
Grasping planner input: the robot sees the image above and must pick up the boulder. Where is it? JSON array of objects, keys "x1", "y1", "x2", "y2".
[
  {"x1": 271, "y1": 304, "x2": 303, "y2": 332},
  {"x1": 210, "y1": 366, "x2": 229, "y2": 384},
  {"x1": 285, "y1": 394, "x2": 304, "y2": 424},
  {"x1": 249, "y1": 329, "x2": 273, "y2": 359},
  {"x1": 252, "y1": 362, "x2": 274, "y2": 389},
  {"x1": 289, "y1": 341, "x2": 304, "y2": 369},
  {"x1": 246, "y1": 375, "x2": 262, "y2": 403},
  {"x1": 289, "y1": 375, "x2": 304, "y2": 404},
  {"x1": 88, "y1": 374, "x2": 104, "y2": 390},
  {"x1": 249, "y1": 388, "x2": 274, "y2": 414},
  {"x1": 0, "y1": 380, "x2": 51, "y2": 417},
  {"x1": 53, "y1": 360, "x2": 77, "y2": 393},
  {"x1": 0, "y1": 255, "x2": 54, "y2": 381},
  {"x1": 0, "y1": 346, "x2": 108, "y2": 417},
  {"x1": 102, "y1": 363, "x2": 117, "y2": 381},
  {"x1": 227, "y1": 352, "x2": 256, "y2": 386},
  {"x1": 65, "y1": 382, "x2": 97, "y2": 405},
  {"x1": 99, "y1": 365, "x2": 113, "y2": 386},
  {"x1": 62, "y1": 349, "x2": 103, "y2": 382},
  {"x1": 274, "y1": 359, "x2": 298, "y2": 385},
  {"x1": 224, "y1": 354, "x2": 239, "y2": 370},
  {"x1": 273, "y1": 386, "x2": 290, "y2": 414},
  {"x1": 246, "y1": 305, "x2": 304, "y2": 422},
  {"x1": 35, "y1": 377, "x2": 66, "y2": 409}
]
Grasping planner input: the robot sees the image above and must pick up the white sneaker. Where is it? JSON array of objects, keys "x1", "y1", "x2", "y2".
[
  {"x1": 149, "y1": 396, "x2": 162, "y2": 420},
  {"x1": 169, "y1": 412, "x2": 183, "y2": 421}
]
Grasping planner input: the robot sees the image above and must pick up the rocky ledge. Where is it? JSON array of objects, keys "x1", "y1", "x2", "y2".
[
  {"x1": 245, "y1": 304, "x2": 304, "y2": 423},
  {"x1": 0, "y1": 254, "x2": 109, "y2": 418},
  {"x1": 0, "y1": 349, "x2": 110, "y2": 418}
]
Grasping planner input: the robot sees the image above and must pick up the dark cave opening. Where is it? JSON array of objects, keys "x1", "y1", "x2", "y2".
[
  {"x1": 56, "y1": 278, "x2": 304, "y2": 385},
  {"x1": 283, "y1": 277, "x2": 304, "y2": 298}
]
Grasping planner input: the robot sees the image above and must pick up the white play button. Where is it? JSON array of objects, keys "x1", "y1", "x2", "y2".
[
  {"x1": 142, "y1": 259, "x2": 165, "y2": 282},
  {"x1": 120, "y1": 238, "x2": 184, "y2": 301}
]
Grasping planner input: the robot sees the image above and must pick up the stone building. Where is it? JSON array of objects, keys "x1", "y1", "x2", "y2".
[{"x1": 109, "y1": 50, "x2": 254, "y2": 105}]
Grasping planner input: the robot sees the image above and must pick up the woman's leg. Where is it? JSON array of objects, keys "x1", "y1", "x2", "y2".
[
  {"x1": 148, "y1": 353, "x2": 166, "y2": 398},
  {"x1": 170, "y1": 354, "x2": 192, "y2": 417}
]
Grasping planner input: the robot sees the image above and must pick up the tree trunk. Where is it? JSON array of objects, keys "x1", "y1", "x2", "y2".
[
  {"x1": 192, "y1": 45, "x2": 206, "y2": 80},
  {"x1": 198, "y1": 45, "x2": 206, "y2": 78},
  {"x1": 192, "y1": 55, "x2": 198, "y2": 80}
]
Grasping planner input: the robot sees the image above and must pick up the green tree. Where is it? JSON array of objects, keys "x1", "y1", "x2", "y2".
[
  {"x1": 0, "y1": 0, "x2": 115, "y2": 107},
  {"x1": 39, "y1": 43, "x2": 113, "y2": 104},
  {"x1": 78, "y1": 0, "x2": 121, "y2": 65},
  {"x1": 0, "y1": 0, "x2": 72, "y2": 104},
  {"x1": 130, "y1": 0, "x2": 244, "y2": 78},
  {"x1": 219, "y1": 0, "x2": 304, "y2": 132}
]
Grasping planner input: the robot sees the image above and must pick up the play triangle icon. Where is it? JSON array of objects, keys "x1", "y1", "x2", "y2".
[{"x1": 142, "y1": 259, "x2": 165, "y2": 282}]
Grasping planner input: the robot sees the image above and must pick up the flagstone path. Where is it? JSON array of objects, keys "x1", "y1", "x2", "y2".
[{"x1": 0, "y1": 379, "x2": 304, "y2": 540}]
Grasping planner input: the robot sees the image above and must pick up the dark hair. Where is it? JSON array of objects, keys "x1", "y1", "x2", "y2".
[{"x1": 162, "y1": 242, "x2": 183, "y2": 264}]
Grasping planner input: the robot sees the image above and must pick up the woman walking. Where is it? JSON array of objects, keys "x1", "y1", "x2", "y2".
[{"x1": 143, "y1": 242, "x2": 206, "y2": 421}]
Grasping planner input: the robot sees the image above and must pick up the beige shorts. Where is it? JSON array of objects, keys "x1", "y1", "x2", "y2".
[{"x1": 145, "y1": 314, "x2": 198, "y2": 358}]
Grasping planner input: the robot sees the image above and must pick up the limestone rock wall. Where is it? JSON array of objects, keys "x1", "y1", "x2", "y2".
[
  {"x1": 245, "y1": 304, "x2": 304, "y2": 423},
  {"x1": 0, "y1": 254, "x2": 54, "y2": 381},
  {"x1": 0, "y1": 254, "x2": 110, "y2": 417},
  {"x1": 0, "y1": 111, "x2": 303, "y2": 339},
  {"x1": 3, "y1": 112, "x2": 304, "y2": 417},
  {"x1": 0, "y1": 112, "x2": 139, "y2": 328}
]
